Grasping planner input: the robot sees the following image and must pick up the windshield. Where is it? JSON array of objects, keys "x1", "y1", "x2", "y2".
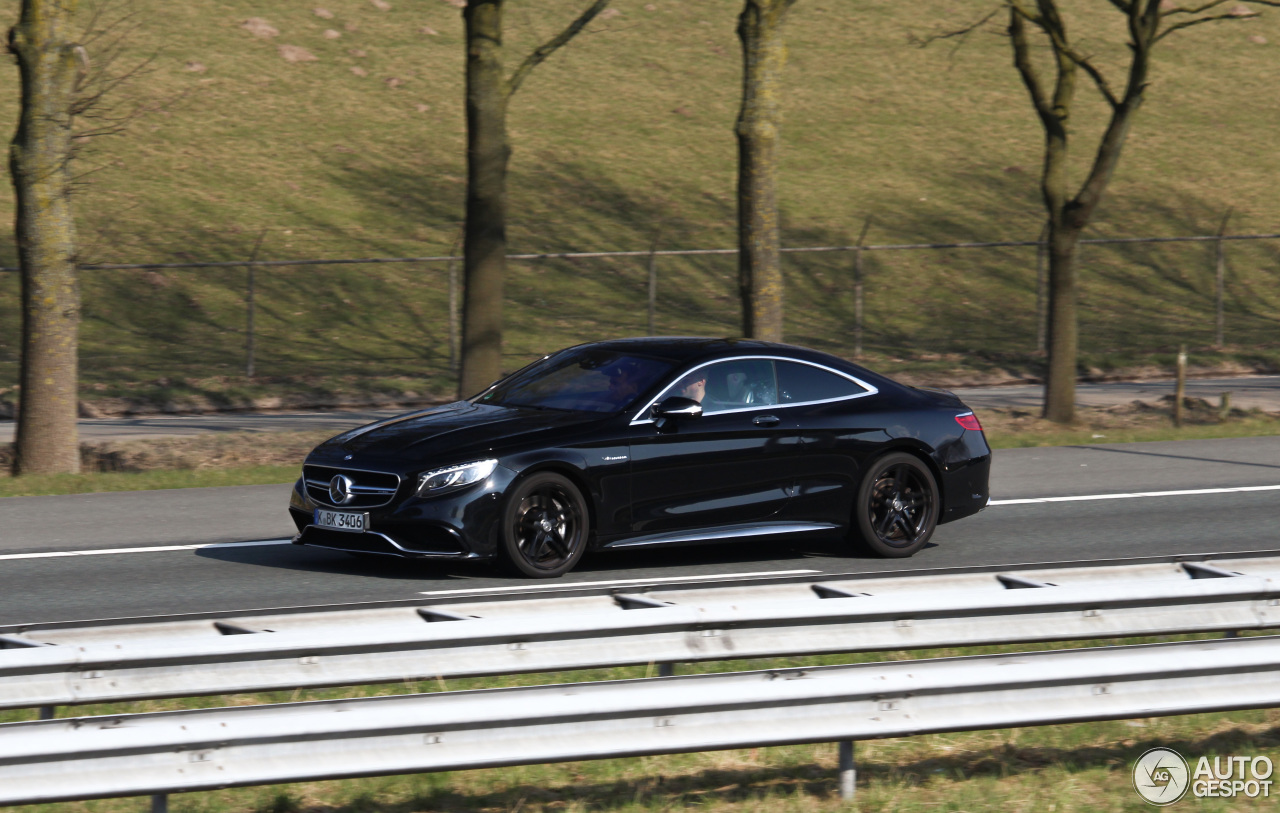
[{"x1": 475, "y1": 348, "x2": 676, "y2": 413}]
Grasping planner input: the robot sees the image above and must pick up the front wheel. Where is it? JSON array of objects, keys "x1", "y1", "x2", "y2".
[
  {"x1": 499, "y1": 472, "x2": 589, "y2": 578},
  {"x1": 852, "y1": 452, "x2": 939, "y2": 558}
]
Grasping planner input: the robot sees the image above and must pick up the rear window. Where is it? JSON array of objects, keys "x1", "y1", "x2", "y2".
[{"x1": 776, "y1": 361, "x2": 867, "y2": 404}]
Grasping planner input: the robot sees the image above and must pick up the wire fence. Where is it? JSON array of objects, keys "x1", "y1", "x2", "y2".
[{"x1": 0, "y1": 230, "x2": 1278, "y2": 388}]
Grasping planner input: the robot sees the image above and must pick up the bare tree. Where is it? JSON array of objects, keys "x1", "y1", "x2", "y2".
[
  {"x1": 998, "y1": 0, "x2": 1276, "y2": 422},
  {"x1": 8, "y1": 0, "x2": 152, "y2": 475},
  {"x1": 736, "y1": 0, "x2": 798, "y2": 342},
  {"x1": 457, "y1": 0, "x2": 611, "y2": 399},
  {"x1": 9, "y1": 0, "x2": 84, "y2": 475}
]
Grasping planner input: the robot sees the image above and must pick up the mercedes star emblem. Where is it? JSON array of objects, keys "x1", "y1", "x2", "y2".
[{"x1": 328, "y1": 474, "x2": 356, "y2": 505}]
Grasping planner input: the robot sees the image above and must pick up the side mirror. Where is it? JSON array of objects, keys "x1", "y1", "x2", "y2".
[{"x1": 652, "y1": 396, "x2": 703, "y2": 420}]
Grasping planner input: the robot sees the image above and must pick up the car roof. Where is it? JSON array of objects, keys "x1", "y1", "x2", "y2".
[
  {"x1": 563, "y1": 337, "x2": 895, "y2": 384},
  {"x1": 568, "y1": 337, "x2": 790, "y2": 364}
]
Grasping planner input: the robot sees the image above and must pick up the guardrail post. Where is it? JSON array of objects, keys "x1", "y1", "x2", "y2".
[
  {"x1": 151, "y1": 793, "x2": 168, "y2": 813},
  {"x1": 838, "y1": 740, "x2": 856, "y2": 800},
  {"x1": 658, "y1": 663, "x2": 675, "y2": 677},
  {"x1": 38, "y1": 706, "x2": 55, "y2": 720}
]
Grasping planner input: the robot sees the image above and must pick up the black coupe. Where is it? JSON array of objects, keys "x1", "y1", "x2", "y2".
[{"x1": 289, "y1": 338, "x2": 991, "y2": 577}]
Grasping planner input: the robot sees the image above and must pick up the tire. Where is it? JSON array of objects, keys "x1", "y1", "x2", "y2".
[
  {"x1": 499, "y1": 472, "x2": 589, "y2": 578},
  {"x1": 852, "y1": 452, "x2": 939, "y2": 558}
]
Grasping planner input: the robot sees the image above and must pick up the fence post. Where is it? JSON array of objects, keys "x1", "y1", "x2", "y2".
[
  {"x1": 246, "y1": 270, "x2": 255, "y2": 378},
  {"x1": 1174, "y1": 345, "x2": 1187, "y2": 427},
  {"x1": 244, "y1": 230, "x2": 267, "y2": 379},
  {"x1": 446, "y1": 225, "x2": 463, "y2": 375},
  {"x1": 647, "y1": 237, "x2": 659, "y2": 337},
  {"x1": 838, "y1": 740, "x2": 856, "y2": 800},
  {"x1": 853, "y1": 217, "x2": 872, "y2": 359},
  {"x1": 1036, "y1": 223, "x2": 1048, "y2": 354},
  {"x1": 1215, "y1": 209, "x2": 1231, "y2": 349}
]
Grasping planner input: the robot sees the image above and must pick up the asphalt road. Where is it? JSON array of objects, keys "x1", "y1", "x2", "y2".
[
  {"x1": 1, "y1": 375, "x2": 1278, "y2": 443},
  {"x1": 2, "y1": 436, "x2": 1278, "y2": 628}
]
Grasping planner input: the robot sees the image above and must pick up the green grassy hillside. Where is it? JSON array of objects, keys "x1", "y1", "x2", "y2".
[{"x1": 1, "y1": 0, "x2": 1278, "y2": 405}]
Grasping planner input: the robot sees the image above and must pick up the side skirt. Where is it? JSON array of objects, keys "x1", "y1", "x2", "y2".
[{"x1": 601, "y1": 521, "x2": 841, "y2": 549}]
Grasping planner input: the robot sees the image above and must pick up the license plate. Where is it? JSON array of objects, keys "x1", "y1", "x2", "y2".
[{"x1": 314, "y1": 508, "x2": 368, "y2": 533}]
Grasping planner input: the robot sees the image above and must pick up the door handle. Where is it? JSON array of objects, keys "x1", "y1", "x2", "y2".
[{"x1": 753, "y1": 414, "x2": 780, "y2": 426}]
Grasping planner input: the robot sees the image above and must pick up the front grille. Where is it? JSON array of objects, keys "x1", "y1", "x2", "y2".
[{"x1": 304, "y1": 465, "x2": 401, "y2": 508}]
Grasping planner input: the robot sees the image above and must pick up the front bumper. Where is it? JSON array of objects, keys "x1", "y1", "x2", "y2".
[{"x1": 288, "y1": 465, "x2": 518, "y2": 560}]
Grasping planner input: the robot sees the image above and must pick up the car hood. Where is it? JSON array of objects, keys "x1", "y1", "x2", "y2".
[{"x1": 314, "y1": 401, "x2": 599, "y2": 463}]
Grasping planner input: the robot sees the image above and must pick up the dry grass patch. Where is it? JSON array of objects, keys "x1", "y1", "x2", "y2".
[
  {"x1": 980, "y1": 399, "x2": 1280, "y2": 449},
  {"x1": 0, "y1": 430, "x2": 329, "y2": 477}
]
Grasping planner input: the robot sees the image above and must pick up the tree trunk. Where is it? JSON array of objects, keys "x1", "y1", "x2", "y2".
[
  {"x1": 459, "y1": 0, "x2": 509, "y2": 399},
  {"x1": 736, "y1": 0, "x2": 793, "y2": 342},
  {"x1": 1042, "y1": 222, "x2": 1080, "y2": 423},
  {"x1": 9, "y1": 0, "x2": 82, "y2": 475}
]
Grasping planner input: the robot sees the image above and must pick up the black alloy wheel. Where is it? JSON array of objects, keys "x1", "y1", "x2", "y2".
[
  {"x1": 500, "y1": 472, "x2": 589, "y2": 578},
  {"x1": 853, "y1": 452, "x2": 939, "y2": 558}
]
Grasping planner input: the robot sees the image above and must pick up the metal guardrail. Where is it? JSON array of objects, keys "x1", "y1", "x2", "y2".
[
  {"x1": 1, "y1": 558, "x2": 1277, "y2": 711},
  {"x1": 2, "y1": 635, "x2": 1279, "y2": 805}
]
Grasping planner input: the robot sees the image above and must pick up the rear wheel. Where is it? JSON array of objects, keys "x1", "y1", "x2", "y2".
[
  {"x1": 500, "y1": 472, "x2": 589, "y2": 578},
  {"x1": 853, "y1": 452, "x2": 938, "y2": 558}
]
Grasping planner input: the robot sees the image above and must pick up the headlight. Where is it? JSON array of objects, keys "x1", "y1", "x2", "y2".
[{"x1": 416, "y1": 459, "x2": 498, "y2": 497}]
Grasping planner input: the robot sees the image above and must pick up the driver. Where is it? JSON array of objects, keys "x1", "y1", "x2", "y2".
[
  {"x1": 674, "y1": 370, "x2": 707, "y2": 403},
  {"x1": 605, "y1": 360, "x2": 643, "y2": 405}
]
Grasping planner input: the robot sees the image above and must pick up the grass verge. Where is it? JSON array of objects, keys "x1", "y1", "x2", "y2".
[
  {"x1": 0, "y1": 466, "x2": 301, "y2": 499},
  {"x1": 978, "y1": 400, "x2": 1280, "y2": 448},
  {"x1": 0, "y1": 430, "x2": 330, "y2": 497}
]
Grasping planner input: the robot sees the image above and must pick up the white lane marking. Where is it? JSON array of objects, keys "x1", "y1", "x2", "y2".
[
  {"x1": 419, "y1": 569, "x2": 822, "y2": 596},
  {"x1": 990, "y1": 484, "x2": 1280, "y2": 506},
  {"x1": 8, "y1": 484, "x2": 1280, "y2": 560},
  {"x1": 0, "y1": 539, "x2": 293, "y2": 561}
]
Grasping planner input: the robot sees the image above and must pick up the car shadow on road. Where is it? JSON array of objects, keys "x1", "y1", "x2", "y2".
[
  {"x1": 193, "y1": 543, "x2": 489, "y2": 583},
  {"x1": 193, "y1": 535, "x2": 901, "y2": 583},
  {"x1": 577, "y1": 536, "x2": 893, "y2": 575}
]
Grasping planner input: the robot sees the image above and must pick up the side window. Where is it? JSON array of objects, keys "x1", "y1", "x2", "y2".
[
  {"x1": 776, "y1": 361, "x2": 867, "y2": 404},
  {"x1": 700, "y1": 359, "x2": 776, "y2": 414},
  {"x1": 652, "y1": 359, "x2": 778, "y2": 416}
]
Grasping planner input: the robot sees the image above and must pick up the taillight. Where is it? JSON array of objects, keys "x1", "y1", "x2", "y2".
[{"x1": 955, "y1": 412, "x2": 982, "y2": 432}]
